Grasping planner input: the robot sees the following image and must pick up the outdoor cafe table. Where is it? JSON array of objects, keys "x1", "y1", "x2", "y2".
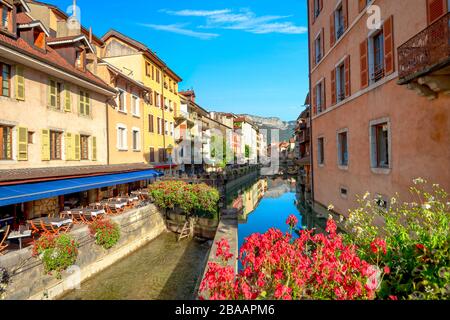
[
  {"x1": 61, "y1": 208, "x2": 106, "y2": 217},
  {"x1": 7, "y1": 230, "x2": 32, "y2": 250},
  {"x1": 131, "y1": 190, "x2": 149, "y2": 200},
  {"x1": 30, "y1": 217, "x2": 73, "y2": 228}
]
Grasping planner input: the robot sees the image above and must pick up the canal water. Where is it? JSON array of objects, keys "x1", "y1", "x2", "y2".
[{"x1": 62, "y1": 176, "x2": 317, "y2": 300}]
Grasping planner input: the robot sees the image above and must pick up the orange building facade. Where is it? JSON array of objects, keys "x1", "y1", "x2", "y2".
[{"x1": 308, "y1": 0, "x2": 450, "y2": 216}]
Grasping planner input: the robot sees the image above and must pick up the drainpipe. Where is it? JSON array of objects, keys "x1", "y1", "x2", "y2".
[
  {"x1": 306, "y1": 0, "x2": 315, "y2": 206},
  {"x1": 161, "y1": 67, "x2": 167, "y2": 162}
]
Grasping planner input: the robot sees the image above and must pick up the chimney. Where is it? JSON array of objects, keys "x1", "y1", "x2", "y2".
[{"x1": 89, "y1": 27, "x2": 92, "y2": 43}]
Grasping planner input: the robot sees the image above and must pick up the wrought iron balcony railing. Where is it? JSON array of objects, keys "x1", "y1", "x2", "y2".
[{"x1": 398, "y1": 12, "x2": 450, "y2": 83}]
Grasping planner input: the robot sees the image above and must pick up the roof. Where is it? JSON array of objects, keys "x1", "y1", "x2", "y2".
[
  {"x1": 0, "y1": 16, "x2": 115, "y2": 94},
  {"x1": 25, "y1": 0, "x2": 104, "y2": 46},
  {"x1": 47, "y1": 34, "x2": 95, "y2": 53},
  {"x1": 102, "y1": 29, "x2": 182, "y2": 83},
  {"x1": 98, "y1": 60, "x2": 151, "y2": 93},
  {"x1": 0, "y1": 164, "x2": 155, "y2": 185}
]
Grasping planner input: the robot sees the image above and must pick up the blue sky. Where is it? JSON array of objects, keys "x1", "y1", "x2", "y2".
[{"x1": 52, "y1": 0, "x2": 309, "y2": 121}]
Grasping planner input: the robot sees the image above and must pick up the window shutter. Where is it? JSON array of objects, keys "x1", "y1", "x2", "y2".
[
  {"x1": 319, "y1": 0, "x2": 323, "y2": 11},
  {"x1": 322, "y1": 80, "x2": 326, "y2": 111},
  {"x1": 15, "y1": 65, "x2": 25, "y2": 101},
  {"x1": 17, "y1": 127, "x2": 28, "y2": 161},
  {"x1": 360, "y1": 39, "x2": 369, "y2": 89},
  {"x1": 344, "y1": 56, "x2": 351, "y2": 97},
  {"x1": 343, "y1": 0, "x2": 349, "y2": 30},
  {"x1": 427, "y1": 0, "x2": 447, "y2": 24},
  {"x1": 321, "y1": 27, "x2": 325, "y2": 58},
  {"x1": 74, "y1": 134, "x2": 81, "y2": 160},
  {"x1": 312, "y1": 84, "x2": 317, "y2": 115},
  {"x1": 330, "y1": 12, "x2": 336, "y2": 47},
  {"x1": 383, "y1": 15, "x2": 395, "y2": 76},
  {"x1": 78, "y1": 92, "x2": 83, "y2": 115},
  {"x1": 92, "y1": 136, "x2": 97, "y2": 161},
  {"x1": 65, "y1": 132, "x2": 73, "y2": 160},
  {"x1": 41, "y1": 129, "x2": 50, "y2": 161},
  {"x1": 312, "y1": 1, "x2": 316, "y2": 24},
  {"x1": 85, "y1": 93, "x2": 90, "y2": 116},
  {"x1": 331, "y1": 69, "x2": 337, "y2": 105},
  {"x1": 64, "y1": 85, "x2": 71, "y2": 112},
  {"x1": 48, "y1": 79, "x2": 56, "y2": 107},
  {"x1": 359, "y1": 0, "x2": 367, "y2": 13}
]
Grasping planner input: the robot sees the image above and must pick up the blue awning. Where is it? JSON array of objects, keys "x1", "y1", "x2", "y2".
[{"x1": 0, "y1": 169, "x2": 163, "y2": 207}]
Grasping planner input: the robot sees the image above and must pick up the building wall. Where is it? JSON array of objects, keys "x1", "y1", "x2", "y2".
[
  {"x1": 97, "y1": 66, "x2": 146, "y2": 165},
  {"x1": 309, "y1": 0, "x2": 450, "y2": 215},
  {"x1": 0, "y1": 60, "x2": 108, "y2": 169}
]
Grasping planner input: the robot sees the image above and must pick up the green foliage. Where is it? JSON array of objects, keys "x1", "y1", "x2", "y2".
[
  {"x1": 344, "y1": 179, "x2": 450, "y2": 300},
  {"x1": 33, "y1": 234, "x2": 79, "y2": 279},
  {"x1": 89, "y1": 219, "x2": 121, "y2": 250},
  {"x1": 245, "y1": 145, "x2": 251, "y2": 158},
  {"x1": 149, "y1": 180, "x2": 220, "y2": 217}
]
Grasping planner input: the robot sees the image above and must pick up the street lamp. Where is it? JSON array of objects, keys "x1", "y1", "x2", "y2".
[{"x1": 167, "y1": 144, "x2": 174, "y2": 177}]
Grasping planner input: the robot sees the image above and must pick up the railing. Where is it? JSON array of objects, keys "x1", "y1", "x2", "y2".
[{"x1": 398, "y1": 13, "x2": 450, "y2": 81}]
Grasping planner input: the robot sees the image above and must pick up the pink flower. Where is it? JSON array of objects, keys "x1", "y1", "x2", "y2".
[
  {"x1": 286, "y1": 215, "x2": 298, "y2": 228},
  {"x1": 384, "y1": 266, "x2": 391, "y2": 275},
  {"x1": 274, "y1": 284, "x2": 292, "y2": 300}
]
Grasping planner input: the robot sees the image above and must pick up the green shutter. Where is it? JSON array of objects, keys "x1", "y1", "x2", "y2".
[
  {"x1": 17, "y1": 127, "x2": 28, "y2": 161},
  {"x1": 78, "y1": 91, "x2": 84, "y2": 115},
  {"x1": 92, "y1": 136, "x2": 97, "y2": 161},
  {"x1": 41, "y1": 129, "x2": 50, "y2": 161},
  {"x1": 15, "y1": 65, "x2": 25, "y2": 101},
  {"x1": 65, "y1": 132, "x2": 73, "y2": 160},
  {"x1": 74, "y1": 134, "x2": 80, "y2": 160},
  {"x1": 48, "y1": 79, "x2": 56, "y2": 107},
  {"x1": 85, "y1": 92, "x2": 90, "y2": 116},
  {"x1": 64, "y1": 84, "x2": 71, "y2": 112}
]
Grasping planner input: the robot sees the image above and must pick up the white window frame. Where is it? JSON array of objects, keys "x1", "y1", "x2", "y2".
[
  {"x1": 369, "y1": 117, "x2": 392, "y2": 175},
  {"x1": 131, "y1": 94, "x2": 140, "y2": 117},
  {"x1": 116, "y1": 123, "x2": 128, "y2": 151},
  {"x1": 155, "y1": 93, "x2": 161, "y2": 107},
  {"x1": 132, "y1": 127, "x2": 141, "y2": 152},
  {"x1": 164, "y1": 120, "x2": 169, "y2": 135},
  {"x1": 117, "y1": 88, "x2": 127, "y2": 113},
  {"x1": 337, "y1": 128, "x2": 349, "y2": 170}
]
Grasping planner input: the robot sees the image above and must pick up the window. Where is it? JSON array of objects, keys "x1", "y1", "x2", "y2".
[
  {"x1": 48, "y1": 79, "x2": 64, "y2": 109},
  {"x1": 371, "y1": 122, "x2": 390, "y2": 169},
  {"x1": 131, "y1": 95, "x2": 139, "y2": 116},
  {"x1": 79, "y1": 91, "x2": 90, "y2": 116},
  {"x1": 158, "y1": 148, "x2": 166, "y2": 162},
  {"x1": 1, "y1": 63, "x2": 11, "y2": 97},
  {"x1": 149, "y1": 115, "x2": 154, "y2": 133},
  {"x1": 318, "y1": 137, "x2": 325, "y2": 165},
  {"x1": 314, "y1": 0, "x2": 322, "y2": 18},
  {"x1": 1, "y1": 5, "x2": 11, "y2": 31},
  {"x1": 145, "y1": 62, "x2": 151, "y2": 77},
  {"x1": 170, "y1": 122, "x2": 174, "y2": 137},
  {"x1": 117, "y1": 125, "x2": 127, "y2": 150},
  {"x1": 338, "y1": 130, "x2": 348, "y2": 167},
  {"x1": 164, "y1": 98, "x2": 169, "y2": 110},
  {"x1": 118, "y1": 89, "x2": 126, "y2": 112},
  {"x1": 316, "y1": 81, "x2": 323, "y2": 113},
  {"x1": 370, "y1": 31, "x2": 385, "y2": 83},
  {"x1": 157, "y1": 117, "x2": 161, "y2": 135},
  {"x1": 0, "y1": 125, "x2": 12, "y2": 160},
  {"x1": 164, "y1": 120, "x2": 168, "y2": 135},
  {"x1": 28, "y1": 131, "x2": 34, "y2": 144},
  {"x1": 156, "y1": 69, "x2": 160, "y2": 83},
  {"x1": 75, "y1": 49, "x2": 85, "y2": 70},
  {"x1": 315, "y1": 33, "x2": 322, "y2": 63},
  {"x1": 132, "y1": 129, "x2": 140, "y2": 151},
  {"x1": 50, "y1": 131, "x2": 62, "y2": 160},
  {"x1": 149, "y1": 147, "x2": 155, "y2": 162},
  {"x1": 155, "y1": 92, "x2": 161, "y2": 107},
  {"x1": 80, "y1": 135, "x2": 89, "y2": 160},
  {"x1": 335, "y1": 5, "x2": 345, "y2": 39},
  {"x1": 336, "y1": 63, "x2": 346, "y2": 102},
  {"x1": 340, "y1": 187, "x2": 348, "y2": 198}
]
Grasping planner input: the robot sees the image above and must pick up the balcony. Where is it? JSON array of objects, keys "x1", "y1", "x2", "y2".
[{"x1": 398, "y1": 13, "x2": 450, "y2": 99}]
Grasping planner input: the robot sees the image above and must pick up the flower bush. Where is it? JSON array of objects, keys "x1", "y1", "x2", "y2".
[
  {"x1": 33, "y1": 234, "x2": 79, "y2": 279},
  {"x1": 344, "y1": 179, "x2": 450, "y2": 300},
  {"x1": 89, "y1": 219, "x2": 121, "y2": 250},
  {"x1": 149, "y1": 180, "x2": 220, "y2": 218},
  {"x1": 200, "y1": 218, "x2": 383, "y2": 300},
  {"x1": 0, "y1": 267, "x2": 8, "y2": 300}
]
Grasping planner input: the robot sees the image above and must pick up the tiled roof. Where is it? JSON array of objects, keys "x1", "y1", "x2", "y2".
[
  {"x1": 0, "y1": 22, "x2": 115, "y2": 93},
  {"x1": 0, "y1": 164, "x2": 156, "y2": 184},
  {"x1": 16, "y1": 11, "x2": 33, "y2": 24}
]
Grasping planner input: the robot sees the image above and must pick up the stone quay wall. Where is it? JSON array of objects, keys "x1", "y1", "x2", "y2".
[{"x1": 0, "y1": 204, "x2": 166, "y2": 300}]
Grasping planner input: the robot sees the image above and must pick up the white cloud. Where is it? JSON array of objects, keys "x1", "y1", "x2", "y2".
[
  {"x1": 166, "y1": 8, "x2": 307, "y2": 35},
  {"x1": 140, "y1": 23, "x2": 219, "y2": 40}
]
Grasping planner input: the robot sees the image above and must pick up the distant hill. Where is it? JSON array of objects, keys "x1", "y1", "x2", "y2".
[{"x1": 239, "y1": 114, "x2": 296, "y2": 144}]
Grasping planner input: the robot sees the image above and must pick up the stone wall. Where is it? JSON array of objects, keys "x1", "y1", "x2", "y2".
[
  {"x1": 0, "y1": 204, "x2": 166, "y2": 300},
  {"x1": 166, "y1": 212, "x2": 219, "y2": 240},
  {"x1": 31, "y1": 197, "x2": 59, "y2": 218}
]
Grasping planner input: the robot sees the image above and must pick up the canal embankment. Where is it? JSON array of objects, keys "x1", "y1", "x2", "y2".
[{"x1": 0, "y1": 204, "x2": 166, "y2": 300}]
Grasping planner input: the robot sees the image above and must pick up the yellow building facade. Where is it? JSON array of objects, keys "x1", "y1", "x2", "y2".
[{"x1": 100, "y1": 30, "x2": 182, "y2": 164}]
